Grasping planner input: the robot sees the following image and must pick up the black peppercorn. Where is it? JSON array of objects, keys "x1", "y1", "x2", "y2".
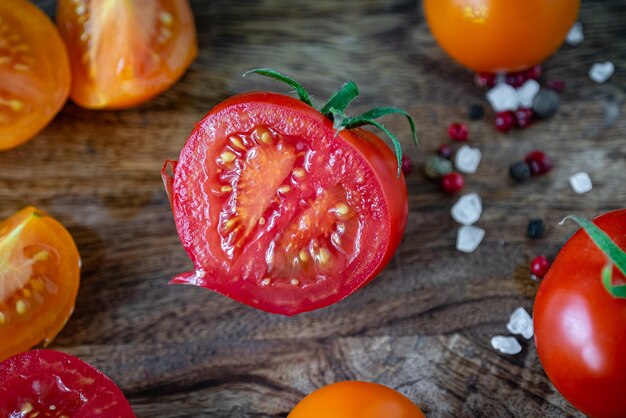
[
  {"x1": 509, "y1": 161, "x2": 531, "y2": 183},
  {"x1": 527, "y1": 219, "x2": 545, "y2": 239}
]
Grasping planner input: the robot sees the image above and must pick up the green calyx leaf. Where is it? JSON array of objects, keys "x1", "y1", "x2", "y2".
[
  {"x1": 244, "y1": 68, "x2": 313, "y2": 106},
  {"x1": 561, "y1": 215, "x2": 626, "y2": 299},
  {"x1": 243, "y1": 69, "x2": 418, "y2": 177},
  {"x1": 320, "y1": 81, "x2": 359, "y2": 117}
]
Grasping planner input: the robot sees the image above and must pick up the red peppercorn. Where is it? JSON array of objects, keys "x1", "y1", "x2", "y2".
[
  {"x1": 494, "y1": 111, "x2": 516, "y2": 133},
  {"x1": 448, "y1": 123, "x2": 469, "y2": 142},
  {"x1": 525, "y1": 64, "x2": 542, "y2": 81},
  {"x1": 401, "y1": 155, "x2": 413, "y2": 176},
  {"x1": 515, "y1": 108, "x2": 534, "y2": 128},
  {"x1": 438, "y1": 143, "x2": 454, "y2": 159},
  {"x1": 474, "y1": 72, "x2": 496, "y2": 88},
  {"x1": 546, "y1": 79, "x2": 566, "y2": 92},
  {"x1": 530, "y1": 255, "x2": 551, "y2": 278},
  {"x1": 441, "y1": 172, "x2": 464, "y2": 193},
  {"x1": 525, "y1": 150, "x2": 553, "y2": 175},
  {"x1": 506, "y1": 71, "x2": 527, "y2": 87}
]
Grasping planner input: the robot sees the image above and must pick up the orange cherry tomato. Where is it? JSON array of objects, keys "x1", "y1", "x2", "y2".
[
  {"x1": 56, "y1": 0, "x2": 198, "y2": 109},
  {"x1": 424, "y1": 0, "x2": 580, "y2": 72},
  {"x1": 0, "y1": 207, "x2": 81, "y2": 361},
  {"x1": 288, "y1": 381, "x2": 425, "y2": 418},
  {"x1": 0, "y1": 0, "x2": 71, "y2": 150}
]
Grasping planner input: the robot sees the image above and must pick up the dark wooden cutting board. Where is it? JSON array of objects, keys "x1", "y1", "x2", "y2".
[{"x1": 6, "y1": 0, "x2": 625, "y2": 416}]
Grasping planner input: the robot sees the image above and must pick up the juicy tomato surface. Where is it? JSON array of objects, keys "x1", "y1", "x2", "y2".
[
  {"x1": 288, "y1": 381, "x2": 425, "y2": 418},
  {"x1": 0, "y1": 207, "x2": 80, "y2": 361},
  {"x1": 164, "y1": 92, "x2": 408, "y2": 315},
  {"x1": 0, "y1": 0, "x2": 70, "y2": 150},
  {"x1": 423, "y1": 0, "x2": 580, "y2": 72},
  {"x1": 0, "y1": 349, "x2": 135, "y2": 417},
  {"x1": 534, "y1": 209, "x2": 626, "y2": 418},
  {"x1": 57, "y1": 0, "x2": 198, "y2": 109}
]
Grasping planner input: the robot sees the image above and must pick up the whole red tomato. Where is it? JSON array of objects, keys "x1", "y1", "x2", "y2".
[
  {"x1": 288, "y1": 381, "x2": 425, "y2": 418},
  {"x1": 424, "y1": 0, "x2": 580, "y2": 72},
  {"x1": 534, "y1": 210, "x2": 626, "y2": 417},
  {"x1": 163, "y1": 69, "x2": 413, "y2": 315}
]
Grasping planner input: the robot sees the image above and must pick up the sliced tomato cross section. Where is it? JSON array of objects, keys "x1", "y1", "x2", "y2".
[
  {"x1": 56, "y1": 0, "x2": 198, "y2": 109},
  {"x1": 0, "y1": 207, "x2": 80, "y2": 361},
  {"x1": 164, "y1": 89, "x2": 409, "y2": 315},
  {"x1": 0, "y1": 349, "x2": 135, "y2": 417},
  {"x1": 0, "y1": 0, "x2": 71, "y2": 150}
]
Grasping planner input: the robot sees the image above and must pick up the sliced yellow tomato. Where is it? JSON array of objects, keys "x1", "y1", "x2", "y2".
[
  {"x1": 0, "y1": 207, "x2": 80, "y2": 361},
  {"x1": 0, "y1": 0, "x2": 71, "y2": 150},
  {"x1": 57, "y1": 0, "x2": 198, "y2": 109}
]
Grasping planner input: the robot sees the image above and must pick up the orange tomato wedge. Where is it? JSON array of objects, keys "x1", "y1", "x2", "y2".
[
  {"x1": 57, "y1": 0, "x2": 198, "y2": 109},
  {"x1": 0, "y1": 207, "x2": 80, "y2": 361},
  {"x1": 0, "y1": 0, "x2": 71, "y2": 150}
]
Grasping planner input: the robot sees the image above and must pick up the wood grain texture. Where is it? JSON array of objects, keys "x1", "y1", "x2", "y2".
[{"x1": 5, "y1": 0, "x2": 625, "y2": 416}]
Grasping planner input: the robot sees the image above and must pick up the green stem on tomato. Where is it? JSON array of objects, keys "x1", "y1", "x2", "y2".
[
  {"x1": 244, "y1": 68, "x2": 418, "y2": 177},
  {"x1": 561, "y1": 215, "x2": 626, "y2": 298}
]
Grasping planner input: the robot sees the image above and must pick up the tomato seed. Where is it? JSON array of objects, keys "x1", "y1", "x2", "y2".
[
  {"x1": 292, "y1": 168, "x2": 306, "y2": 179},
  {"x1": 15, "y1": 299, "x2": 27, "y2": 315},
  {"x1": 335, "y1": 203, "x2": 349, "y2": 216},
  {"x1": 220, "y1": 151, "x2": 236, "y2": 163},
  {"x1": 299, "y1": 249, "x2": 309, "y2": 262},
  {"x1": 318, "y1": 248, "x2": 331, "y2": 264},
  {"x1": 0, "y1": 312, "x2": 5, "y2": 324},
  {"x1": 290, "y1": 279, "x2": 300, "y2": 286},
  {"x1": 261, "y1": 278, "x2": 271, "y2": 286}
]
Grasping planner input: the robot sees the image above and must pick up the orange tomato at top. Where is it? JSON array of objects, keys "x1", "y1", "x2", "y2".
[{"x1": 424, "y1": 0, "x2": 580, "y2": 73}]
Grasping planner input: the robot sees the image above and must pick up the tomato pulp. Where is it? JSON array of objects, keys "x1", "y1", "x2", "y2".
[
  {"x1": 0, "y1": 207, "x2": 80, "y2": 361},
  {"x1": 57, "y1": 0, "x2": 197, "y2": 109},
  {"x1": 164, "y1": 92, "x2": 408, "y2": 315},
  {"x1": 0, "y1": 0, "x2": 71, "y2": 150},
  {"x1": 534, "y1": 210, "x2": 626, "y2": 418},
  {"x1": 0, "y1": 349, "x2": 135, "y2": 417}
]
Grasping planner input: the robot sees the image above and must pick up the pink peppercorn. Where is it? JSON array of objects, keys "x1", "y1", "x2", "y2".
[
  {"x1": 475, "y1": 72, "x2": 496, "y2": 88},
  {"x1": 525, "y1": 150, "x2": 553, "y2": 175},
  {"x1": 525, "y1": 65, "x2": 542, "y2": 81},
  {"x1": 547, "y1": 79, "x2": 566, "y2": 92},
  {"x1": 494, "y1": 111, "x2": 516, "y2": 133},
  {"x1": 506, "y1": 71, "x2": 527, "y2": 88},
  {"x1": 441, "y1": 172, "x2": 464, "y2": 193},
  {"x1": 401, "y1": 155, "x2": 413, "y2": 176},
  {"x1": 530, "y1": 255, "x2": 551, "y2": 278},
  {"x1": 448, "y1": 123, "x2": 469, "y2": 142},
  {"x1": 515, "y1": 108, "x2": 534, "y2": 128},
  {"x1": 438, "y1": 143, "x2": 454, "y2": 159}
]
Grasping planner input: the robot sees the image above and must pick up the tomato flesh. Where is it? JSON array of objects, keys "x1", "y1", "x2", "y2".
[
  {"x1": 166, "y1": 93, "x2": 408, "y2": 315},
  {"x1": 0, "y1": 0, "x2": 70, "y2": 150},
  {"x1": 534, "y1": 209, "x2": 626, "y2": 417},
  {"x1": 57, "y1": 0, "x2": 197, "y2": 109},
  {"x1": 0, "y1": 349, "x2": 135, "y2": 417},
  {"x1": 0, "y1": 207, "x2": 80, "y2": 361}
]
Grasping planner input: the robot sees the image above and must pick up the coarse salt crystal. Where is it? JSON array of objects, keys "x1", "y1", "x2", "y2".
[
  {"x1": 569, "y1": 172, "x2": 593, "y2": 194},
  {"x1": 451, "y1": 193, "x2": 482, "y2": 226},
  {"x1": 455, "y1": 145, "x2": 482, "y2": 174},
  {"x1": 565, "y1": 22, "x2": 584, "y2": 45},
  {"x1": 589, "y1": 62, "x2": 614, "y2": 84},
  {"x1": 491, "y1": 336, "x2": 522, "y2": 355},
  {"x1": 517, "y1": 79, "x2": 540, "y2": 108},
  {"x1": 486, "y1": 83, "x2": 520, "y2": 112},
  {"x1": 456, "y1": 225, "x2": 485, "y2": 253},
  {"x1": 506, "y1": 307, "x2": 534, "y2": 339}
]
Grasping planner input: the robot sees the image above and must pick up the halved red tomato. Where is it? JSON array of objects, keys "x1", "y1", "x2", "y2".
[
  {"x1": 0, "y1": 0, "x2": 71, "y2": 150},
  {"x1": 0, "y1": 207, "x2": 80, "y2": 361},
  {"x1": 0, "y1": 349, "x2": 135, "y2": 417},
  {"x1": 56, "y1": 0, "x2": 198, "y2": 109},
  {"x1": 163, "y1": 70, "x2": 413, "y2": 315}
]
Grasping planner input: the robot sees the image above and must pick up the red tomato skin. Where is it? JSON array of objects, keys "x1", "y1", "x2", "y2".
[
  {"x1": 168, "y1": 92, "x2": 408, "y2": 315},
  {"x1": 534, "y1": 209, "x2": 626, "y2": 418},
  {"x1": 0, "y1": 349, "x2": 135, "y2": 417}
]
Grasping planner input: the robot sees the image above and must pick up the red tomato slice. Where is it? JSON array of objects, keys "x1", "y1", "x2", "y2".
[
  {"x1": 56, "y1": 0, "x2": 197, "y2": 109},
  {"x1": 164, "y1": 92, "x2": 408, "y2": 315},
  {"x1": 0, "y1": 0, "x2": 71, "y2": 150},
  {"x1": 0, "y1": 349, "x2": 135, "y2": 417}
]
